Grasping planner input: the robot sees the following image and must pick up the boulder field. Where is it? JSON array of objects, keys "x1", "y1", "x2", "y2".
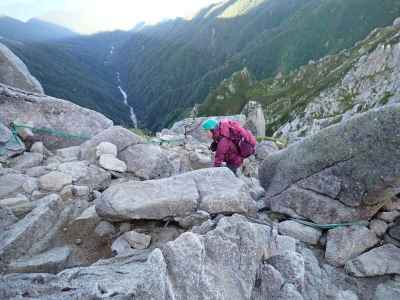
[{"x1": 1, "y1": 98, "x2": 400, "y2": 299}]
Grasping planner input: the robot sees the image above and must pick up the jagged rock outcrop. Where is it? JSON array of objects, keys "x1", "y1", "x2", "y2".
[
  {"x1": 242, "y1": 101, "x2": 266, "y2": 137},
  {"x1": 0, "y1": 43, "x2": 43, "y2": 94},
  {"x1": 260, "y1": 104, "x2": 400, "y2": 224},
  {"x1": 0, "y1": 84, "x2": 113, "y2": 149},
  {"x1": 273, "y1": 21, "x2": 400, "y2": 142}
]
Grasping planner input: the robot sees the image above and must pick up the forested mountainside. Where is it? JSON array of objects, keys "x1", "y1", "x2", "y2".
[
  {"x1": 1, "y1": 0, "x2": 400, "y2": 132},
  {"x1": 124, "y1": 0, "x2": 400, "y2": 131},
  {"x1": 200, "y1": 18, "x2": 400, "y2": 139},
  {"x1": 2, "y1": 30, "x2": 134, "y2": 126}
]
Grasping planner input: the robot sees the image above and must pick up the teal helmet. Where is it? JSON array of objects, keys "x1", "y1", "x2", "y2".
[{"x1": 202, "y1": 119, "x2": 218, "y2": 130}]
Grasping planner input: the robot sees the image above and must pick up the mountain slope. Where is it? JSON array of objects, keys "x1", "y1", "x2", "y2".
[
  {"x1": 2, "y1": 31, "x2": 134, "y2": 125},
  {"x1": 200, "y1": 18, "x2": 400, "y2": 141},
  {"x1": 122, "y1": 0, "x2": 400, "y2": 131},
  {"x1": 0, "y1": 16, "x2": 77, "y2": 42}
]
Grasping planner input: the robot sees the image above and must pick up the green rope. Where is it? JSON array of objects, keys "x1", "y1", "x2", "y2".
[
  {"x1": 291, "y1": 218, "x2": 369, "y2": 230},
  {"x1": 11, "y1": 123, "x2": 90, "y2": 141}
]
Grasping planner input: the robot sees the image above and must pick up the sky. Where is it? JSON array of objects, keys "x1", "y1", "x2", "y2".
[{"x1": 0, "y1": 0, "x2": 221, "y2": 34}]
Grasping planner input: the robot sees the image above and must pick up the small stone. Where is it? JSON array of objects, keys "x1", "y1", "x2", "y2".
[
  {"x1": 0, "y1": 194, "x2": 33, "y2": 217},
  {"x1": 73, "y1": 185, "x2": 90, "y2": 197},
  {"x1": 113, "y1": 231, "x2": 151, "y2": 253},
  {"x1": 383, "y1": 198, "x2": 400, "y2": 211},
  {"x1": 75, "y1": 238, "x2": 83, "y2": 246},
  {"x1": 8, "y1": 246, "x2": 71, "y2": 274},
  {"x1": 96, "y1": 142, "x2": 118, "y2": 158},
  {"x1": 174, "y1": 211, "x2": 210, "y2": 229},
  {"x1": 393, "y1": 17, "x2": 400, "y2": 28},
  {"x1": 335, "y1": 290, "x2": 359, "y2": 300},
  {"x1": 0, "y1": 207, "x2": 18, "y2": 231},
  {"x1": 31, "y1": 190, "x2": 49, "y2": 201},
  {"x1": 11, "y1": 152, "x2": 43, "y2": 170},
  {"x1": 278, "y1": 220, "x2": 322, "y2": 245},
  {"x1": 325, "y1": 226, "x2": 379, "y2": 266},
  {"x1": 22, "y1": 177, "x2": 39, "y2": 194},
  {"x1": 99, "y1": 154, "x2": 127, "y2": 173},
  {"x1": 25, "y1": 166, "x2": 48, "y2": 177},
  {"x1": 56, "y1": 146, "x2": 80, "y2": 162},
  {"x1": 95, "y1": 221, "x2": 116, "y2": 239},
  {"x1": 58, "y1": 161, "x2": 89, "y2": 182},
  {"x1": 378, "y1": 211, "x2": 400, "y2": 223},
  {"x1": 345, "y1": 244, "x2": 400, "y2": 277},
  {"x1": 119, "y1": 222, "x2": 131, "y2": 233},
  {"x1": 39, "y1": 171, "x2": 73, "y2": 191},
  {"x1": 60, "y1": 185, "x2": 74, "y2": 201},
  {"x1": 30, "y1": 142, "x2": 45, "y2": 154},
  {"x1": 369, "y1": 219, "x2": 388, "y2": 237}
]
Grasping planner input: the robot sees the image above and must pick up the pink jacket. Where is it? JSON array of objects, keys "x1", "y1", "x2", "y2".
[{"x1": 212, "y1": 120, "x2": 244, "y2": 168}]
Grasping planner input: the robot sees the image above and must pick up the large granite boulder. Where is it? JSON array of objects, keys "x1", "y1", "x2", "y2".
[
  {"x1": 119, "y1": 143, "x2": 176, "y2": 180},
  {"x1": 260, "y1": 105, "x2": 400, "y2": 223},
  {"x1": 80, "y1": 126, "x2": 144, "y2": 161},
  {"x1": 0, "y1": 43, "x2": 43, "y2": 94},
  {"x1": 96, "y1": 168, "x2": 256, "y2": 221},
  {"x1": 0, "y1": 84, "x2": 113, "y2": 149},
  {"x1": 0, "y1": 195, "x2": 66, "y2": 267},
  {"x1": 345, "y1": 244, "x2": 400, "y2": 277}
]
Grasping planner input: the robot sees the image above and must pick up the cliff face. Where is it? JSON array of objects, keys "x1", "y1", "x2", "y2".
[
  {"x1": 273, "y1": 18, "x2": 400, "y2": 142},
  {"x1": 0, "y1": 43, "x2": 44, "y2": 94}
]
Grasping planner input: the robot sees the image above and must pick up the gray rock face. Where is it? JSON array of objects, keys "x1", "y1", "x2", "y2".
[
  {"x1": 242, "y1": 101, "x2": 266, "y2": 137},
  {"x1": 77, "y1": 164, "x2": 111, "y2": 191},
  {"x1": 393, "y1": 17, "x2": 400, "y2": 28},
  {"x1": 0, "y1": 43, "x2": 43, "y2": 94},
  {"x1": 97, "y1": 168, "x2": 255, "y2": 221},
  {"x1": 370, "y1": 219, "x2": 389, "y2": 237},
  {"x1": 57, "y1": 161, "x2": 89, "y2": 182},
  {"x1": 39, "y1": 171, "x2": 73, "y2": 192},
  {"x1": 9, "y1": 152, "x2": 43, "y2": 170},
  {"x1": 119, "y1": 144, "x2": 174, "y2": 179},
  {"x1": 255, "y1": 141, "x2": 279, "y2": 161},
  {"x1": 0, "y1": 83, "x2": 112, "y2": 149},
  {"x1": 0, "y1": 207, "x2": 17, "y2": 231},
  {"x1": 0, "y1": 174, "x2": 28, "y2": 198},
  {"x1": 0, "y1": 195, "x2": 65, "y2": 265},
  {"x1": 325, "y1": 226, "x2": 379, "y2": 266},
  {"x1": 278, "y1": 221, "x2": 322, "y2": 245},
  {"x1": 260, "y1": 105, "x2": 400, "y2": 223},
  {"x1": 99, "y1": 154, "x2": 127, "y2": 172},
  {"x1": 345, "y1": 244, "x2": 400, "y2": 277},
  {"x1": 8, "y1": 246, "x2": 71, "y2": 274},
  {"x1": 374, "y1": 280, "x2": 400, "y2": 300},
  {"x1": 80, "y1": 126, "x2": 144, "y2": 161},
  {"x1": 163, "y1": 215, "x2": 270, "y2": 300},
  {"x1": 274, "y1": 25, "x2": 400, "y2": 143},
  {"x1": 112, "y1": 231, "x2": 151, "y2": 255}
]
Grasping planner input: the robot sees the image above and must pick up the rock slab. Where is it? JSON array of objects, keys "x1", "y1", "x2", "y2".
[{"x1": 260, "y1": 105, "x2": 400, "y2": 223}]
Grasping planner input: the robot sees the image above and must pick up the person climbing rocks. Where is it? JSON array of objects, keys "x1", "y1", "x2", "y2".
[{"x1": 202, "y1": 118, "x2": 256, "y2": 175}]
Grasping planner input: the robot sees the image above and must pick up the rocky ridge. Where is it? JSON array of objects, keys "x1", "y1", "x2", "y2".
[
  {"x1": 0, "y1": 42, "x2": 43, "y2": 94},
  {"x1": 1, "y1": 21, "x2": 400, "y2": 299},
  {"x1": 1, "y1": 91, "x2": 400, "y2": 299}
]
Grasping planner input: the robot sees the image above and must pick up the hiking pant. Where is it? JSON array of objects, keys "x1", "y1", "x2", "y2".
[{"x1": 226, "y1": 163, "x2": 238, "y2": 176}]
